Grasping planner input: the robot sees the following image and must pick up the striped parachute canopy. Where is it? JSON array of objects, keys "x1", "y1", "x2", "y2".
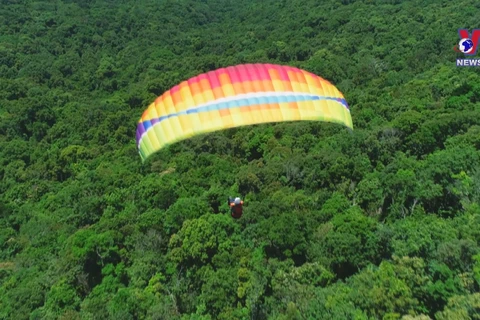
[{"x1": 136, "y1": 63, "x2": 353, "y2": 161}]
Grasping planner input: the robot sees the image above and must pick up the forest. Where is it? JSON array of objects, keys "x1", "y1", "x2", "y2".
[{"x1": 1, "y1": 0, "x2": 480, "y2": 319}]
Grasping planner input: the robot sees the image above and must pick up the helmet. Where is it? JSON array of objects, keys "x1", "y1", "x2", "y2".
[{"x1": 234, "y1": 197, "x2": 241, "y2": 205}]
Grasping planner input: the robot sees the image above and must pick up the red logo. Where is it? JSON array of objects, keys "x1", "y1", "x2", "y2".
[{"x1": 454, "y1": 29, "x2": 480, "y2": 55}]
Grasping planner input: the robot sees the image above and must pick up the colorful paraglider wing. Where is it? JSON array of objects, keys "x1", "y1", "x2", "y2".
[{"x1": 136, "y1": 63, "x2": 352, "y2": 161}]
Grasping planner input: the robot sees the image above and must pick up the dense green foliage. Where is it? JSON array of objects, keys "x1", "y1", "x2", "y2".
[{"x1": 1, "y1": 0, "x2": 480, "y2": 319}]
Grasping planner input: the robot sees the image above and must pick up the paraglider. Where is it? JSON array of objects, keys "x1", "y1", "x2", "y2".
[
  {"x1": 136, "y1": 63, "x2": 353, "y2": 162},
  {"x1": 228, "y1": 196, "x2": 244, "y2": 219}
]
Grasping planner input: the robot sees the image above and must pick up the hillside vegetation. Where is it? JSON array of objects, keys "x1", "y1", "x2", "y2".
[{"x1": 1, "y1": 0, "x2": 480, "y2": 319}]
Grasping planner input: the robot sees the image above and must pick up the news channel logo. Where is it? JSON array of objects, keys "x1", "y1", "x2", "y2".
[{"x1": 455, "y1": 29, "x2": 479, "y2": 67}]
